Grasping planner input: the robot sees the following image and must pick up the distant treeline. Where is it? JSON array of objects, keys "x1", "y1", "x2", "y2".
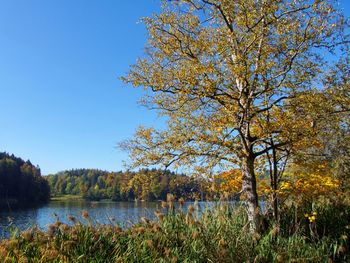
[
  {"x1": 0, "y1": 152, "x2": 50, "y2": 209},
  {"x1": 47, "y1": 168, "x2": 213, "y2": 201}
]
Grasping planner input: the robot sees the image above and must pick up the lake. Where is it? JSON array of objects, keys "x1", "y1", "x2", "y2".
[{"x1": 0, "y1": 200, "x2": 208, "y2": 238}]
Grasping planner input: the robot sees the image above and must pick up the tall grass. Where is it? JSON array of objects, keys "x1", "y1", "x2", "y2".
[{"x1": 0, "y1": 201, "x2": 348, "y2": 262}]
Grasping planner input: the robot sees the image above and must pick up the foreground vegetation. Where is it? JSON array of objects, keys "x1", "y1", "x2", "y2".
[{"x1": 0, "y1": 197, "x2": 349, "y2": 263}]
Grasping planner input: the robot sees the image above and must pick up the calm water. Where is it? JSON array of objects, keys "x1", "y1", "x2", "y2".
[
  {"x1": 0, "y1": 200, "x2": 161, "y2": 238},
  {"x1": 0, "y1": 200, "x2": 208, "y2": 238}
]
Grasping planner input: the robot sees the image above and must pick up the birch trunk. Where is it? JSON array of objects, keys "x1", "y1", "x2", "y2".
[{"x1": 241, "y1": 155, "x2": 260, "y2": 233}]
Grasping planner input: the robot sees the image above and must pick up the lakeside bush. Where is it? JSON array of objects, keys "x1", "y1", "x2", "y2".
[{"x1": 0, "y1": 199, "x2": 348, "y2": 263}]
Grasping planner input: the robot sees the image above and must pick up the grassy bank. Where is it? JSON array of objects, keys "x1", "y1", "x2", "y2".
[
  {"x1": 50, "y1": 195, "x2": 84, "y2": 202},
  {"x1": 0, "y1": 201, "x2": 349, "y2": 263}
]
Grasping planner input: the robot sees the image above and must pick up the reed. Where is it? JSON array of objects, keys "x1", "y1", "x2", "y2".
[{"x1": 0, "y1": 201, "x2": 348, "y2": 262}]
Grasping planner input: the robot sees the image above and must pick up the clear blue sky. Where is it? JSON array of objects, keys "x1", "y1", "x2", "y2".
[
  {"x1": 0, "y1": 1, "x2": 349, "y2": 175},
  {"x1": 0, "y1": 0, "x2": 162, "y2": 174}
]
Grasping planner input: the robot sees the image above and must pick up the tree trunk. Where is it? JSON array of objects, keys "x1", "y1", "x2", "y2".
[
  {"x1": 272, "y1": 191, "x2": 279, "y2": 222},
  {"x1": 241, "y1": 155, "x2": 260, "y2": 233},
  {"x1": 271, "y1": 146, "x2": 279, "y2": 223}
]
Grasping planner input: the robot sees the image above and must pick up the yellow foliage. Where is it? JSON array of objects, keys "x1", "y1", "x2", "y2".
[
  {"x1": 218, "y1": 169, "x2": 242, "y2": 194},
  {"x1": 278, "y1": 163, "x2": 340, "y2": 203},
  {"x1": 216, "y1": 162, "x2": 340, "y2": 204},
  {"x1": 216, "y1": 169, "x2": 271, "y2": 197}
]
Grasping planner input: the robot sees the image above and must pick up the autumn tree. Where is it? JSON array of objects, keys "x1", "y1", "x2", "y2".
[
  {"x1": 322, "y1": 57, "x2": 350, "y2": 189},
  {"x1": 121, "y1": 0, "x2": 348, "y2": 232}
]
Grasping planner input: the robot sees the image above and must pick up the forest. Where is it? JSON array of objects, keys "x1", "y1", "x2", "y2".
[
  {"x1": 46, "y1": 168, "x2": 213, "y2": 201},
  {"x1": 0, "y1": 152, "x2": 50, "y2": 208}
]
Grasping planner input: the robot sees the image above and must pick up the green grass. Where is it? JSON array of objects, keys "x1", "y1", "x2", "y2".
[
  {"x1": 0, "y1": 202, "x2": 348, "y2": 262},
  {"x1": 50, "y1": 195, "x2": 84, "y2": 201}
]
